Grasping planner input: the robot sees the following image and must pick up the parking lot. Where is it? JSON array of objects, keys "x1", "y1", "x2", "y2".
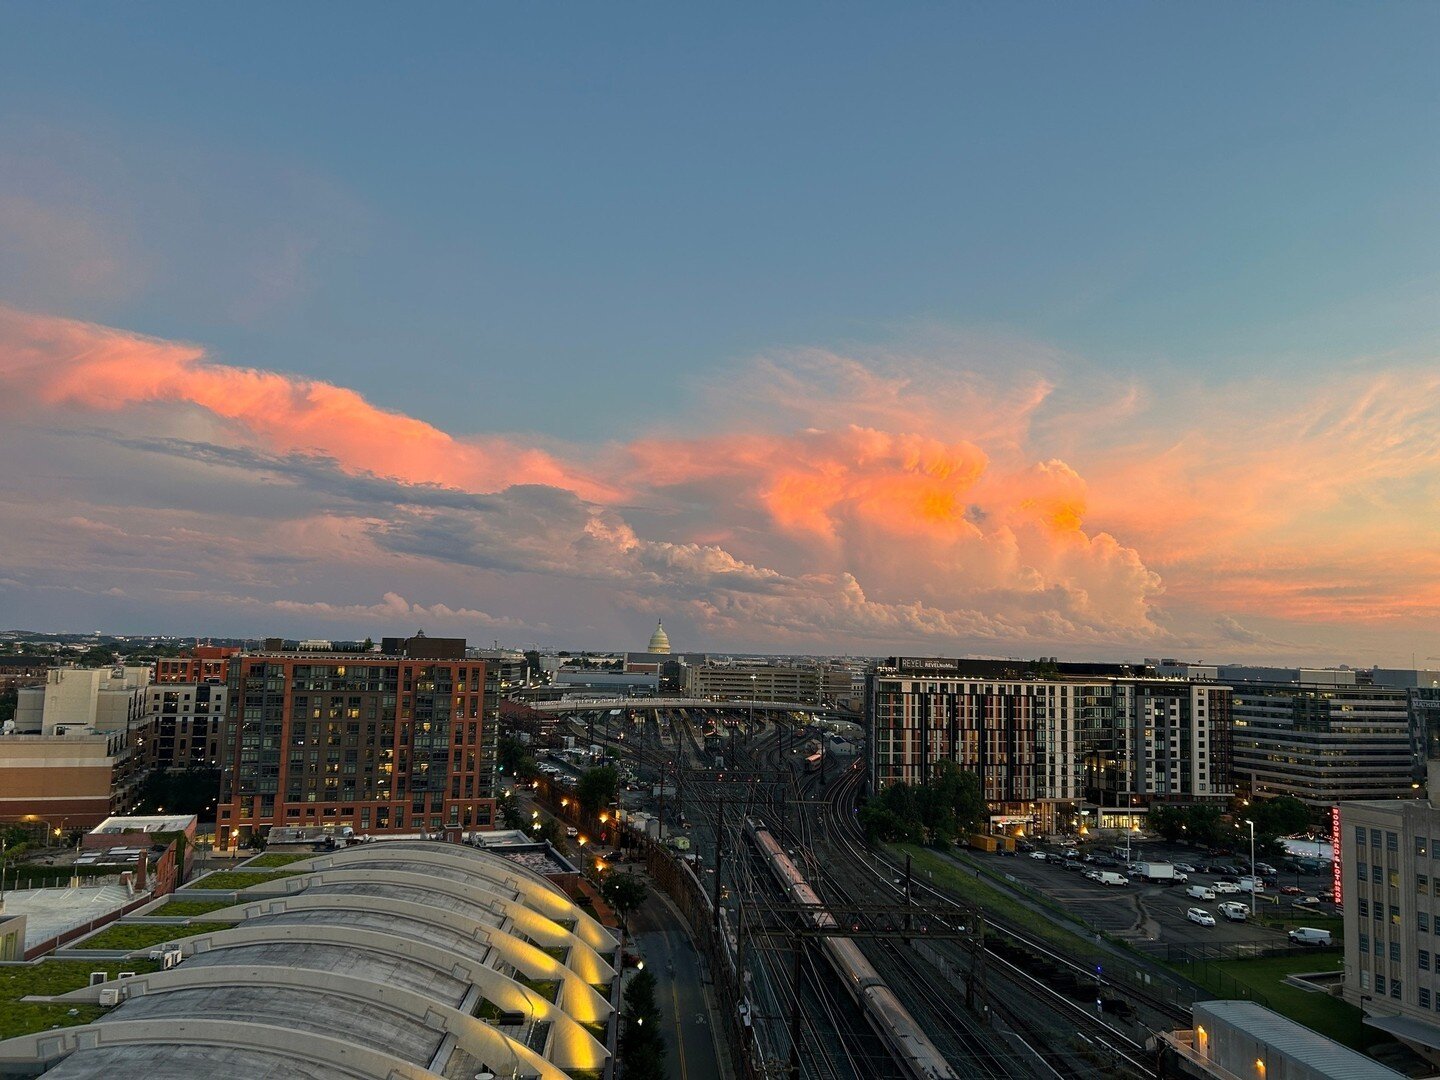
[{"x1": 991, "y1": 838, "x2": 1338, "y2": 953}]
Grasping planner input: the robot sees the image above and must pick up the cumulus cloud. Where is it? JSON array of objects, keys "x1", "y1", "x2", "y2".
[{"x1": 1, "y1": 304, "x2": 1436, "y2": 660}]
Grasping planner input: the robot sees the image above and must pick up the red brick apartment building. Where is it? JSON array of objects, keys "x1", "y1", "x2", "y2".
[
  {"x1": 154, "y1": 645, "x2": 239, "y2": 684},
  {"x1": 217, "y1": 638, "x2": 498, "y2": 847}
]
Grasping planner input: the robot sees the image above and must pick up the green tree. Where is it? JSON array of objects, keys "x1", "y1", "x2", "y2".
[
  {"x1": 1252, "y1": 796, "x2": 1311, "y2": 838},
  {"x1": 577, "y1": 765, "x2": 619, "y2": 813},
  {"x1": 1149, "y1": 805, "x2": 1187, "y2": 843},
  {"x1": 1184, "y1": 804, "x2": 1226, "y2": 848},
  {"x1": 601, "y1": 871, "x2": 649, "y2": 931},
  {"x1": 620, "y1": 969, "x2": 666, "y2": 1080}
]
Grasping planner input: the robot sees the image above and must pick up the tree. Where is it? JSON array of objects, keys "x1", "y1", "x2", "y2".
[
  {"x1": 1253, "y1": 796, "x2": 1311, "y2": 839},
  {"x1": 601, "y1": 871, "x2": 649, "y2": 931},
  {"x1": 1184, "y1": 804, "x2": 1226, "y2": 848},
  {"x1": 1149, "y1": 805, "x2": 1187, "y2": 843},
  {"x1": 620, "y1": 969, "x2": 666, "y2": 1080},
  {"x1": 578, "y1": 765, "x2": 619, "y2": 813}
]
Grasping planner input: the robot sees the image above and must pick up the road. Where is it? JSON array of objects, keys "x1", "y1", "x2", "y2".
[{"x1": 628, "y1": 873, "x2": 726, "y2": 1080}]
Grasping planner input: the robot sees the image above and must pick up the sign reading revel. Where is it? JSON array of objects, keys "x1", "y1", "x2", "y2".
[{"x1": 1331, "y1": 805, "x2": 1343, "y2": 909}]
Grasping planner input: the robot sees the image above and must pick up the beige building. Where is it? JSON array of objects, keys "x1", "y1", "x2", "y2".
[
  {"x1": 684, "y1": 664, "x2": 822, "y2": 704},
  {"x1": 1340, "y1": 787, "x2": 1440, "y2": 1064},
  {"x1": 15, "y1": 664, "x2": 152, "y2": 736},
  {"x1": 0, "y1": 729, "x2": 144, "y2": 827}
]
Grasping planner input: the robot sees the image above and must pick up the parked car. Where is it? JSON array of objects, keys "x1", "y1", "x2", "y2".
[
  {"x1": 1085, "y1": 870, "x2": 1102, "y2": 882},
  {"x1": 1187, "y1": 907, "x2": 1216, "y2": 927},
  {"x1": 1297, "y1": 895, "x2": 1321, "y2": 905},
  {"x1": 1280, "y1": 885, "x2": 1303, "y2": 895},
  {"x1": 1212, "y1": 881, "x2": 1241, "y2": 894},
  {"x1": 1063, "y1": 859, "x2": 1084, "y2": 871},
  {"x1": 1016, "y1": 840, "x2": 1034, "y2": 853},
  {"x1": 1029, "y1": 851, "x2": 1049, "y2": 861},
  {"x1": 1173, "y1": 862, "x2": 1196, "y2": 873}
]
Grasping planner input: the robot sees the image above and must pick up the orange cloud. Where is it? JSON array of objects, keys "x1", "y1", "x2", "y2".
[{"x1": 0, "y1": 305, "x2": 617, "y2": 501}]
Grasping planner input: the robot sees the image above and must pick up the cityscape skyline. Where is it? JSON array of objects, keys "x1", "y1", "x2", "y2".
[{"x1": 1, "y1": 5, "x2": 1437, "y2": 665}]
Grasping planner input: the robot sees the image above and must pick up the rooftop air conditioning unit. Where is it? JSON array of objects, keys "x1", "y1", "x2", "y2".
[
  {"x1": 162, "y1": 949, "x2": 182, "y2": 970},
  {"x1": 98, "y1": 988, "x2": 122, "y2": 1007}
]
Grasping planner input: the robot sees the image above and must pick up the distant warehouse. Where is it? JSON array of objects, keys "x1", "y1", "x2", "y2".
[{"x1": 685, "y1": 664, "x2": 822, "y2": 704}]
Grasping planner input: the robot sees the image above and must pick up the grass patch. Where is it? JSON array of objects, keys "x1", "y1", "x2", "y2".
[
  {"x1": 1178, "y1": 953, "x2": 1384, "y2": 1049},
  {"x1": 243, "y1": 852, "x2": 314, "y2": 867},
  {"x1": 75, "y1": 922, "x2": 231, "y2": 952},
  {"x1": 0, "y1": 959, "x2": 159, "y2": 1041},
  {"x1": 184, "y1": 870, "x2": 305, "y2": 890},
  {"x1": 890, "y1": 845, "x2": 1096, "y2": 953},
  {"x1": 149, "y1": 899, "x2": 231, "y2": 917},
  {"x1": 516, "y1": 975, "x2": 561, "y2": 1002},
  {"x1": 1255, "y1": 912, "x2": 1344, "y2": 937}
]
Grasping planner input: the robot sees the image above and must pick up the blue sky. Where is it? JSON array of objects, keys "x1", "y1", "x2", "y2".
[
  {"x1": 1, "y1": 3, "x2": 1437, "y2": 661},
  {"x1": 4, "y1": 3, "x2": 1435, "y2": 437}
]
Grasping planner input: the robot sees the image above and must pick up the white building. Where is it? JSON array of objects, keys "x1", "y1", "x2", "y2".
[{"x1": 15, "y1": 665, "x2": 152, "y2": 736}]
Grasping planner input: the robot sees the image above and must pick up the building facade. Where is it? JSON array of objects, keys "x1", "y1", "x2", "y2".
[
  {"x1": 143, "y1": 682, "x2": 227, "y2": 770},
  {"x1": 1233, "y1": 683, "x2": 1417, "y2": 808},
  {"x1": 685, "y1": 664, "x2": 823, "y2": 704},
  {"x1": 154, "y1": 645, "x2": 239, "y2": 685},
  {"x1": 1340, "y1": 794, "x2": 1440, "y2": 1064},
  {"x1": 217, "y1": 641, "x2": 499, "y2": 846},
  {"x1": 0, "y1": 728, "x2": 146, "y2": 826},
  {"x1": 867, "y1": 657, "x2": 1233, "y2": 832},
  {"x1": 14, "y1": 665, "x2": 151, "y2": 736}
]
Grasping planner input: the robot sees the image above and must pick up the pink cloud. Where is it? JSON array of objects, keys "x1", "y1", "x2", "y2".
[{"x1": 0, "y1": 305, "x2": 618, "y2": 502}]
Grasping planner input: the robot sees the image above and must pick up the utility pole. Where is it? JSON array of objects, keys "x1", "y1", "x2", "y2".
[{"x1": 713, "y1": 801, "x2": 726, "y2": 927}]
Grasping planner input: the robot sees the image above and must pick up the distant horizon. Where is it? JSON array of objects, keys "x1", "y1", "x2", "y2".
[{"x1": 6, "y1": 624, "x2": 1437, "y2": 675}]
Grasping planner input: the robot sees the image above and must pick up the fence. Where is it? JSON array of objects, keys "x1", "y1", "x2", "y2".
[{"x1": 1160, "y1": 939, "x2": 1339, "y2": 965}]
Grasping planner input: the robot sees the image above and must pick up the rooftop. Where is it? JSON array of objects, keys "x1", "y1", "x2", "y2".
[
  {"x1": 0, "y1": 841, "x2": 617, "y2": 1079},
  {"x1": 90, "y1": 815, "x2": 196, "y2": 836}
]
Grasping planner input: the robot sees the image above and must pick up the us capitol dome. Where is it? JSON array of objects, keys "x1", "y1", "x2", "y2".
[{"x1": 647, "y1": 619, "x2": 671, "y2": 654}]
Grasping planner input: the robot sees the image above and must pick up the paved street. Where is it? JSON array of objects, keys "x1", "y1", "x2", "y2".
[{"x1": 628, "y1": 878, "x2": 726, "y2": 1080}]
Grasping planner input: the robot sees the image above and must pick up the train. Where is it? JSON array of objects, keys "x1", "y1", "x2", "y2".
[{"x1": 744, "y1": 818, "x2": 958, "y2": 1080}]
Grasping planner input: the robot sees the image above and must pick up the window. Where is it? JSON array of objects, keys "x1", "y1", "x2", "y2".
[
  {"x1": 1392, "y1": 941, "x2": 1402, "y2": 962},
  {"x1": 1360, "y1": 933, "x2": 1370, "y2": 953},
  {"x1": 1359, "y1": 898, "x2": 1370, "y2": 917},
  {"x1": 1374, "y1": 866, "x2": 1383, "y2": 884},
  {"x1": 1377, "y1": 974, "x2": 1387, "y2": 994},
  {"x1": 1359, "y1": 861, "x2": 1369, "y2": 881},
  {"x1": 1356, "y1": 826, "x2": 1367, "y2": 845},
  {"x1": 1420, "y1": 836, "x2": 1430, "y2": 858},
  {"x1": 1372, "y1": 828, "x2": 1382, "y2": 846},
  {"x1": 1389, "y1": 831, "x2": 1400, "y2": 852},
  {"x1": 1393, "y1": 905, "x2": 1402, "y2": 925},
  {"x1": 1421, "y1": 912, "x2": 1431, "y2": 933},
  {"x1": 1422, "y1": 950, "x2": 1431, "y2": 971},
  {"x1": 1392, "y1": 981, "x2": 1402, "y2": 999},
  {"x1": 1423, "y1": 988, "x2": 1433, "y2": 1009},
  {"x1": 1421, "y1": 874, "x2": 1431, "y2": 895}
]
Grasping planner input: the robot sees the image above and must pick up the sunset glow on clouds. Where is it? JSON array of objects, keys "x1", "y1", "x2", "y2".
[{"x1": 2, "y1": 303, "x2": 1437, "y2": 663}]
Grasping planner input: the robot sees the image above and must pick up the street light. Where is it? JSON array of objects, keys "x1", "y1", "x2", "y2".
[{"x1": 1245, "y1": 819, "x2": 1257, "y2": 917}]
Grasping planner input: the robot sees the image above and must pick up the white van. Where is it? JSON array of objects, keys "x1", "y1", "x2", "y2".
[
  {"x1": 1289, "y1": 927, "x2": 1332, "y2": 946},
  {"x1": 1239, "y1": 876, "x2": 1266, "y2": 893},
  {"x1": 1097, "y1": 871, "x2": 1128, "y2": 886},
  {"x1": 1185, "y1": 884, "x2": 1216, "y2": 901},
  {"x1": 1218, "y1": 901, "x2": 1248, "y2": 921}
]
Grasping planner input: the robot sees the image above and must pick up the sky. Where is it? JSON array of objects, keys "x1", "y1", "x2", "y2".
[{"x1": 0, "y1": 3, "x2": 1437, "y2": 665}]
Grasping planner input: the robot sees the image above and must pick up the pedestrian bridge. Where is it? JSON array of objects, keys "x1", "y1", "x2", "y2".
[{"x1": 526, "y1": 696, "x2": 830, "y2": 715}]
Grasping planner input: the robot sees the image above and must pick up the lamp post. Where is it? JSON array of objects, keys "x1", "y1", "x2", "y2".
[{"x1": 1245, "y1": 818, "x2": 1257, "y2": 916}]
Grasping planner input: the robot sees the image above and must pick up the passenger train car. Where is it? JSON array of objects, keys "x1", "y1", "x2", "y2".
[{"x1": 745, "y1": 819, "x2": 958, "y2": 1079}]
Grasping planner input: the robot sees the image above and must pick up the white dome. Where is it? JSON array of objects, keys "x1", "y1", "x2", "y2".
[{"x1": 647, "y1": 620, "x2": 671, "y2": 654}]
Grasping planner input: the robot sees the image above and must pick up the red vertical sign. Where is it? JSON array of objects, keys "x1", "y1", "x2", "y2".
[{"x1": 1331, "y1": 805, "x2": 1343, "y2": 909}]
